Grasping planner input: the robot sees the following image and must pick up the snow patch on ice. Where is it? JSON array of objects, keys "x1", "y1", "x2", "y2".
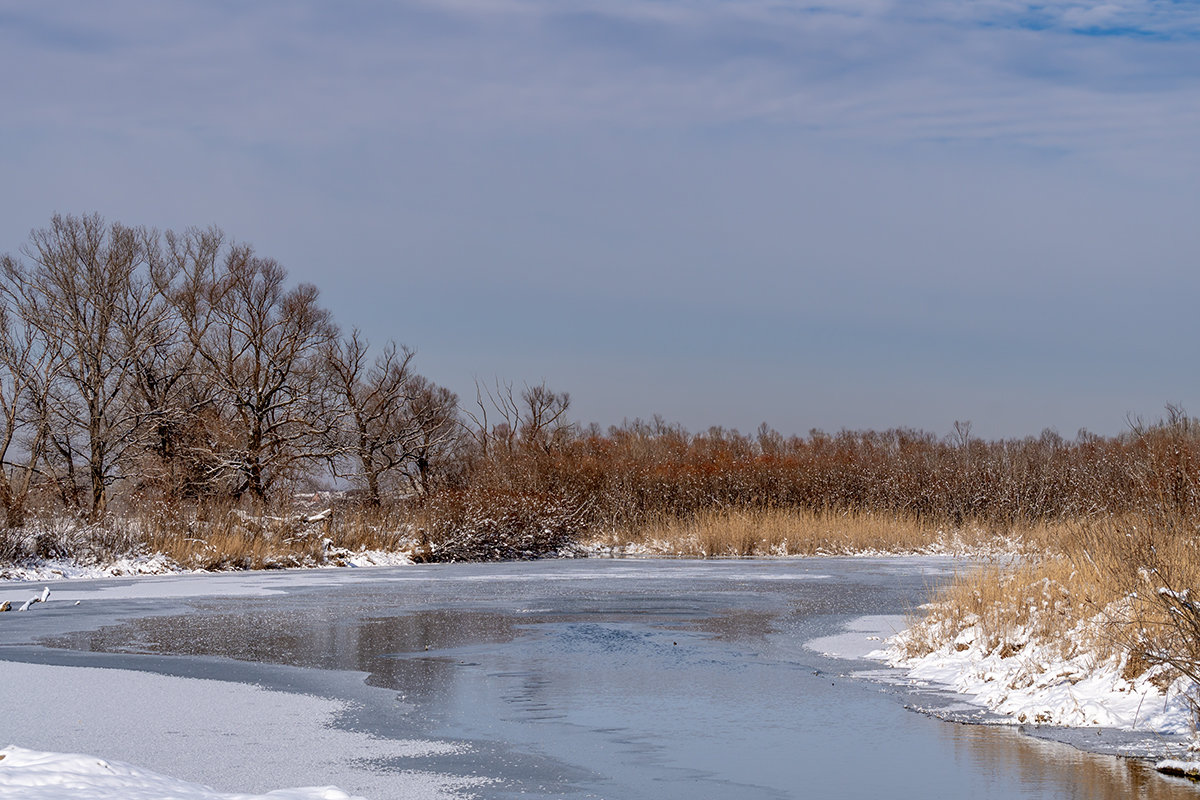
[
  {"x1": 0, "y1": 745, "x2": 365, "y2": 800},
  {"x1": 805, "y1": 615, "x2": 908, "y2": 660},
  {"x1": 0, "y1": 660, "x2": 483, "y2": 800}
]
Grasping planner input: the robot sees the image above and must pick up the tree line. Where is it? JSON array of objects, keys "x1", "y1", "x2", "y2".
[{"x1": 2, "y1": 214, "x2": 1197, "y2": 560}]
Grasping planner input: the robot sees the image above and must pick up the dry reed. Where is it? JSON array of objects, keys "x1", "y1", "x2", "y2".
[
  {"x1": 589, "y1": 508, "x2": 1063, "y2": 558},
  {"x1": 899, "y1": 511, "x2": 1200, "y2": 702},
  {"x1": 129, "y1": 502, "x2": 417, "y2": 571}
]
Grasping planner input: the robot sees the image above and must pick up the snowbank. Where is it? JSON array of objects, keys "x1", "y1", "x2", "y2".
[
  {"x1": 0, "y1": 549, "x2": 412, "y2": 583},
  {"x1": 0, "y1": 553, "x2": 182, "y2": 582},
  {"x1": 877, "y1": 614, "x2": 1197, "y2": 734},
  {"x1": 0, "y1": 746, "x2": 363, "y2": 800},
  {"x1": 1155, "y1": 759, "x2": 1200, "y2": 778},
  {"x1": 324, "y1": 548, "x2": 412, "y2": 568}
]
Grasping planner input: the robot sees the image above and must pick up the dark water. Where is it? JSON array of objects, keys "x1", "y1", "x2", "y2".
[{"x1": 3, "y1": 558, "x2": 1197, "y2": 799}]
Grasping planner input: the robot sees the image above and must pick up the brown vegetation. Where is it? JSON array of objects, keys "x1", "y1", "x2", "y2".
[
  {"x1": 589, "y1": 508, "x2": 1062, "y2": 557},
  {"x1": 895, "y1": 414, "x2": 1200, "y2": 713},
  {"x1": 1, "y1": 214, "x2": 1199, "y2": 593}
]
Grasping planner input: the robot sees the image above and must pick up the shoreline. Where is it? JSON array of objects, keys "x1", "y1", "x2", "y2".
[
  {"x1": 807, "y1": 612, "x2": 1200, "y2": 773},
  {"x1": 9, "y1": 551, "x2": 1198, "y2": 783}
]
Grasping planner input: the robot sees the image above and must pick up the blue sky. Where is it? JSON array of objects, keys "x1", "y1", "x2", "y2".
[{"x1": 2, "y1": 1, "x2": 1198, "y2": 438}]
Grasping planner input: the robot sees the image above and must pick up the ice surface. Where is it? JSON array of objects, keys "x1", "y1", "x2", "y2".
[
  {"x1": 0, "y1": 660, "x2": 482, "y2": 800},
  {"x1": 0, "y1": 745, "x2": 365, "y2": 800}
]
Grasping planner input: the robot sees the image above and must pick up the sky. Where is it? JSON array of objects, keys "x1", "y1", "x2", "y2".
[{"x1": 1, "y1": 0, "x2": 1198, "y2": 440}]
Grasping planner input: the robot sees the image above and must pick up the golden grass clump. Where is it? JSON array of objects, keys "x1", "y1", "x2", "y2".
[{"x1": 896, "y1": 559, "x2": 1117, "y2": 662}]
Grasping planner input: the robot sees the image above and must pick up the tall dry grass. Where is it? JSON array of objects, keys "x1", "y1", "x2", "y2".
[
  {"x1": 589, "y1": 507, "x2": 1067, "y2": 558},
  {"x1": 0, "y1": 501, "x2": 420, "y2": 574},
  {"x1": 900, "y1": 511, "x2": 1200, "y2": 705},
  {"x1": 0, "y1": 518, "x2": 140, "y2": 566},
  {"x1": 135, "y1": 501, "x2": 417, "y2": 570}
]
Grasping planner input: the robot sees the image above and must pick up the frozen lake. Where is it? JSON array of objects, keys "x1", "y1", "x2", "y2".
[{"x1": 1, "y1": 558, "x2": 1195, "y2": 799}]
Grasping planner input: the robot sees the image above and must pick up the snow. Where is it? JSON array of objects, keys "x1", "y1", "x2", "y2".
[
  {"x1": 0, "y1": 746, "x2": 364, "y2": 800},
  {"x1": 325, "y1": 548, "x2": 412, "y2": 568},
  {"x1": 806, "y1": 605, "x2": 1199, "y2": 741},
  {"x1": 1155, "y1": 759, "x2": 1200, "y2": 778},
  {"x1": 0, "y1": 660, "x2": 485, "y2": 800},
  {"x1": 16, "y1": 585, "x2": 50, "y2": 611},
  {"x1": 874, "y1": 614, "x2": 1198, "y2": 735},
  {"x1": 0, "y1": 548, "x2": 412, "y2": 584},
  {"x1": 579, "y1": 535, "x2": 1017, "y2": 560},
  {"x1": 0, "y1": 553, "x2": 182, "y2": 582},
  {"x1": 805, "y1": 615, "x2": 907, "y2": 660}
]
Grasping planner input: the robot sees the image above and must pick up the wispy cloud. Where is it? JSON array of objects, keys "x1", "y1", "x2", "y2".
[{"x1": 3, "y1": 0, "x2": 1197, "y2": 163}]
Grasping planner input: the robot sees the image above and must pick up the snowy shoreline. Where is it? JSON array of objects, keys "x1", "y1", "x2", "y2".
[
  {"x1": 807, "y1": 613, "x2": 1200, "y2": 778},
  {"x1": 10, "y1": 553, "x2": 1200, "y2": 793},
  {"x1": 0, "y1": 548, "x2": 413, "y2": 584}
]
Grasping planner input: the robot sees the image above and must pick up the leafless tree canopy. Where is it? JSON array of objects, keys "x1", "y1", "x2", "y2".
[
  {"x1": 0, "y1": 214, "x2": 463, "y2": 515},
  {"x1": 192, "y1": 251, "x2": 338, "y2": 500}
]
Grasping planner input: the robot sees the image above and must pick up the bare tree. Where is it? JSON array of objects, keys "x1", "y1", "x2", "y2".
[
  {"x1": 464, "y1": 379, "x2": 570, "y2": 457},
  {"x1": 322, "y1": 332, "x2": 461, "y2": 503},
  {"x1": 518, "y1": 382, "x2": 572, "y2": 453},
  {"x1": 194, "y1": 249, "x2": 336, "y2": 501},
  {"x1": 128, "y1": 226, "x2": 228, "y2": 498},
  {"x1": 2, "y1": 214, "x2": 166, "y2": 519},
  {"x1": 322, "y1": 331, "x2": 417, "y2": 505},
  {"x1": 0, "y1": 277, "x2": 62, "y2": 526},
  {"x1": 463, "y1": 378, "x2": 518, "y2": 458},
  {"x1": 399, "y1": 374, "x2": 460, "y2": 495}
]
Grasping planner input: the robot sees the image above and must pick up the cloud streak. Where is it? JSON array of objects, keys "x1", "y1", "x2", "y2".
[{"x1": 3, "y1": 1, "x2": 1198, "y2": 159}]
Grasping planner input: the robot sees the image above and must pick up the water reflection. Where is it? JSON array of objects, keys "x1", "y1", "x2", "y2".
[
  {"x1": 942, "y1": 723, "x2": 1197, "y2": 800},
  {"x1": 42, "y1": 606, "x2": 534, "y2": 706}
]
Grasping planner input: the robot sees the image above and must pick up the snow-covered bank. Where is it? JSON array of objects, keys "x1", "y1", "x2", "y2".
[
  {"x1": 580, "y1": 535, "x2": 1021, "y2": 560},
  {"x1": 0, "y1": 553, "x2": 183, "y2": 582},
  {"x1": 877, "y1": 614, "x2": 1197, "y2": 734},
  {"x1": 0, "y1": 547, "x2": 412, "y2": 583},
  {"x1": 809, "y1": 612, "x2": 1198, "y2": 740},
  {"x1": 0, "y1": 660, "x2": 483, "y2": 800},
  {"x1": 0, "y1": 746, "x2": 364, "y2": 800}
]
